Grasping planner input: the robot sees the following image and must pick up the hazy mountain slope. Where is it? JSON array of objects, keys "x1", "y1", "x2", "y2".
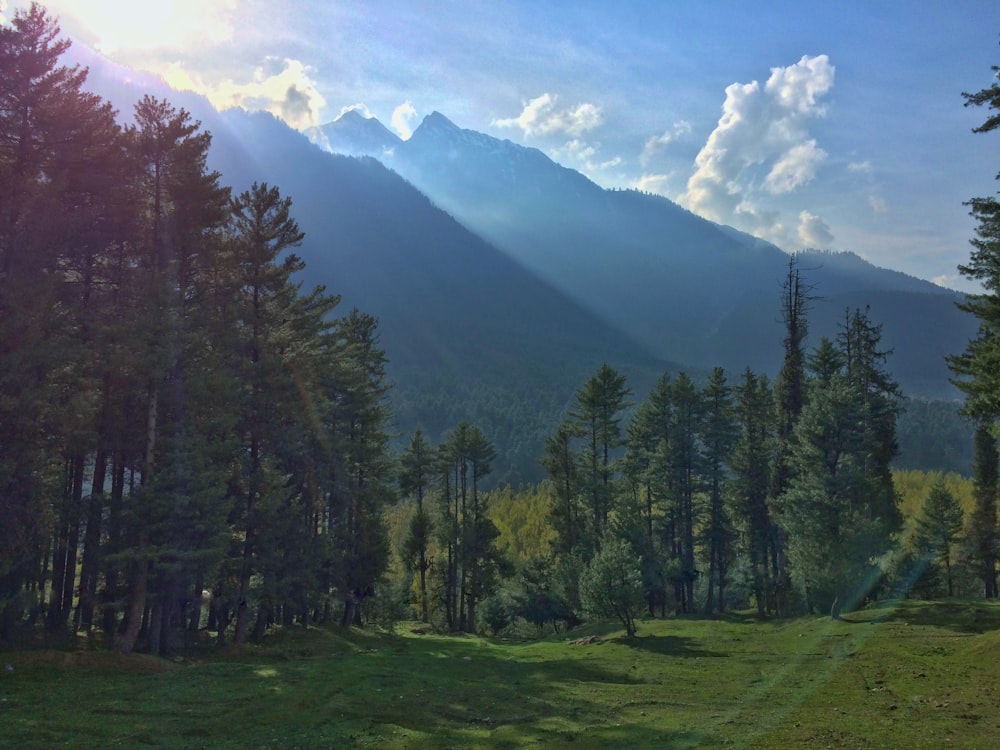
[
  {"x1": 317, "y1": 111, "x2": 976, "y2": 399},
  {"x1": 72, "y1": 50, "x2": 671, "y2": 482}
]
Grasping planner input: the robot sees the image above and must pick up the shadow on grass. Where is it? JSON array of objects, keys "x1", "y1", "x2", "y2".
[
  {"x1": 618, "y1": 633, "x2": 727, "y2": 658},
  {"x1": 300, "y1": 631, "x2": 701, "y2": 748},
  {"x1": 872, "y1": 599, "x2": 1000, "y2": 634}
]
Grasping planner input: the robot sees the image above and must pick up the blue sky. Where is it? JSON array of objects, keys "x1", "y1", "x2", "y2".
[{"x1": 6, "y1": 0, "x2": 999, "y2": 290}]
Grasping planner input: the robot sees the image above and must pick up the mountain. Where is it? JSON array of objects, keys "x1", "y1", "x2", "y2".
[
  {"x1": 314, "y1": 111, "x2": 977, "y2": 399},
  {"x1": 71, "y1": 49, "x2": 670, "y2": 483},
  {"x1": 72, "y1": 46, "x2": 975, "y2": 478}
]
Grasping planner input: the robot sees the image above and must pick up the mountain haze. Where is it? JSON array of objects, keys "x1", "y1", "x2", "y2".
[
  {"x1": 315, "y1": 110, "x2": 975, "y2": 399},
  {"x1": 73, "y1": 46, "x2": 975, "y2": 478}
]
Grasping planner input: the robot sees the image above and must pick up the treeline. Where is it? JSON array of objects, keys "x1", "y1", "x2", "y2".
[
  {"x1": 0, "y1": 6, "x2": 395, "y2": 650},
  {"x1": 378, "y1": 264, "x2": 998, "y2": 637},
  {"x1": 3, "y1": 6, "x2": 998, "y2": 652}
]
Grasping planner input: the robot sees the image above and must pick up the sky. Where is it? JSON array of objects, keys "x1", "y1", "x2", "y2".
[{"x1": 4, "y1": 0, "x2": 999, "y2": 291}]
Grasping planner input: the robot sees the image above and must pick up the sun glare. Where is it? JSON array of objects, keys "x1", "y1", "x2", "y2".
[{"x1": 57, "y1": 0, "x2": 236, "y2": 54}]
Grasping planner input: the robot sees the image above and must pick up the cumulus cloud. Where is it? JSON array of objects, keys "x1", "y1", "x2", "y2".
[
  {"x1": 932, "y1": 274, "x2": 962, "y2": 290},
  {"x1": 640, "y1": 121, "x2": 692, "y2": 166},
  {"x1": 848, "y1": 160, "x2": 873, "y2": 174},
  {"x1": 797, "y1": 210, "x2": 834, "y2": 248},
  {"x1": 632, "y1": 173, "x2": 676, "y2": 195},
  {"x1": 494, "y1": 93, "x2": 603, "y2": 137},
  {"x1": 339, "y1": 103, "x2": 374, "y2": 119},
  {"x1": 765, "y1": 140, "x2": 827, "y2": 194},
  {"x1": 163, "y1": 57, "x2": 327, "y2": 130},
  {"x1": 391, "y1": 101, "x2": 419, "y2": 139},
  {"x1": 680, "y1": 54, "x2": 834, "y2": 242},
  {"x1": 551, "y1": 138, "x2": 622, "y2": 176}
]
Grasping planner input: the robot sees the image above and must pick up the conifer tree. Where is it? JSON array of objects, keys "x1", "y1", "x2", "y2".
[
  {"x1": 541, "y1": 421, "x2": 585, "y2": 556},
  {"x1": 779, "y1": 320, "x2": 901, "y2": 618},
  {"x1": 729, "y1": 370, "x2": 775, "y2": 617},
  {"x1": 914, "y1": 478, "x2": 965, "y2": 597},
  {"x1": 968, "y1": 425, "x2": 999, "y2": 597},
  {"x1": 400, "y1": 429, "x2": 435, "y2": 621},
  {"x1": 569, "y1": 364, "x2": 631, "y2": 548},
  {"x1": 700, "y1": 368, "x2": 736, "y2": 614},
  {"x1": 947, "y1": 44, "x2": 1000, "y2": 600}
]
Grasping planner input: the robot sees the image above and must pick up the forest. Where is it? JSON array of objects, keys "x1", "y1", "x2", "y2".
[{"x1": 1, "y1": 4, "x2": 999, "y2": 658}]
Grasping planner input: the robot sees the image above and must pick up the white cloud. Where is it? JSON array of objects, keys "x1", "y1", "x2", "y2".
[
  {"x1": 559, "y1": 138, "x2": 597, "y2": 162},
  {"x1": 764, "y1": 54, "x2": 835, "y2": 114},
  {"x1": 868, "y1": 194, "x2": 887, "y2": 213},
  {"x1": 848, "y1": 160, "x2": 873, "y2": 174},
  {"x1": 640, "y1": 120, "x2": 692, "y2": 166},
  {"x1": 932, "y1": 274, "x2": 962, "y2": 290},
  {"x1": 551, "y1": 138, "x2": 622, "y2": 177},
  {"x1": 164, "y1": 57, "x2": 327, "y2": 130},
  {"x1": 765, "y1": 140, "x2": 827, "y2": 194},
  {"x1": 391, "y1": 100, "x2": 418, "y2": 139},
  {"x1": 339, "y1": 103, "x2": 374, "y2": 119},
  {"x1": 0, "y1": 1, "x2": 8, "y2": 25},
  {"x1": 494, "y1": 93, "x2": 603, "y2": 138},
  {"x1": 680, "y1": 54, "x2": 835, "y2": 244},
  {"x1": 632, "y1": 173, "x2": 676, "y2": 195},
  {"x1": 797, "y1": 210, "x2": 834, "y2": 248}
]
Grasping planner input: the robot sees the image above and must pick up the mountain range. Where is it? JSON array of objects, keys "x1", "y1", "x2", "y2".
[
  {"x1": 73, "y1": 46, "x2": 977, "y2": 482},
  {"x1": 312, "y1": 109, "x2": 976, "y2": 399}
]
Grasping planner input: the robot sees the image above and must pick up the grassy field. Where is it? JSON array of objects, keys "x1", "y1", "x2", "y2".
[{"x1": 2, "y1": 599, "x2": 999, "y2": 749}]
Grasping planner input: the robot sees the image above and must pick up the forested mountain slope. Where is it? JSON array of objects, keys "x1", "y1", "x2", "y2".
[
  {"x1": 73, "y1": 49, "x2": 669, "y2": 483},
  {"x1": 74, "y1": 46, "x2": 974, "y2": 479},
  {"x1": 317, "y1": 110, "x2": 976, "y2": 399}
]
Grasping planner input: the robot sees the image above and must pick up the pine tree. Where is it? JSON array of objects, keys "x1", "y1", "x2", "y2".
[
  {"x1": 326, "y1": 310, "x2": 394, "y2": 628},
  {"x1": 579, "y1": 538, "x2": 644, "y2": 637},
  {"x1": 400, "y1": 429, "x2": 435, "y2": 622},
  {"x1": 947, "y1": 43, "x2": 1000, "y2": 600},
  {"x1": 729, "y1": 370, "x2": 775, "y2": 617},
  {"x1": 768, "y1": 255, "x2": 815, "y2": 615},
  {"x1": 779, "y1": 323, "x2": 901, "y2": 618},
  {"x1": 913, "y1": 478, "x2": 965, "y2": 597},
  {"x1": 967, "y1": 425, "x2": 999, "y2": 597},
  {"x1": 569, "y1": 364, "x2": 631, "y2": 547},
  {"x1": 700, "y1": 368, "x2": 736, "y2": 614},
  {"x1": 541, "y1": 421, "x2": 585, "y2": 556}
]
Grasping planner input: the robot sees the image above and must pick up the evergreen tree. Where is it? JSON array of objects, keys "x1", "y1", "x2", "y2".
[
  {"x1": 400, "y1": 429, "x2": 435, "y2": 622},
  {"x1": 667, "y1": 372, "x2": 703, "y2": 613},
  {"x1": 541, "y1": 421, "x2": 585, "y2": 556},
  {"x1": 913, "y1": 478, "x2": 965, "y2": 597},
  {"x1": 436, "y1": 423, "x2": 505, "y2": 632},
  {"x1": 700, "y1": 368, "x2": 737, "y2": 614},
  {"x1": 947, "y1": 44, "x2": 1000, "y2": 600},
  {"x1": 326, "y1": 310, "x2": 394, "y2": 628},
  {"x1": 779, "y1": 325, "x2": 901, "y2": 618},
  {"x1": 768, "y1": 255, "x2": 815, "y2": 615},
  {"x1": 579, "y1": 538, "x2": 644, "y2": 637},
  {"x1": 569, "y1": 364, "x2": 631, "y2": 548},
  {"x1": 967, "y1": 425, "x2": 999, "y2": 597},
  {"x1": 729, "y1": 370, "x2": 776, "y2": 617}
]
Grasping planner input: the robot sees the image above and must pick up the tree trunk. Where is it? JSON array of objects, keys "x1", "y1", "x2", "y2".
[
  {"x1": 118, "y1": 557, "x2": 148, "y2": 654},
  {"x1": 77, "y1": 448, "x2": 108, "y2": 632}
]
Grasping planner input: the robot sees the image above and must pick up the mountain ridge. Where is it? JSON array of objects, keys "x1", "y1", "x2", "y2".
[{"x1": 310, "y1": 109, "x2": 972, "y2": 399}]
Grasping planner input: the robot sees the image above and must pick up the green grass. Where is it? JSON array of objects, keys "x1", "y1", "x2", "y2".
[{"x1": 2, "y1": 600, "x2": 999, "y2": 748}]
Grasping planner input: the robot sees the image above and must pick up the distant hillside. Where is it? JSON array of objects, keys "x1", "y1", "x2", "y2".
[
  {"x1": 215, "y1": 109, "x2": 671, "y2": 483},
  {"x1": 315, "y1": 111, "x2": 976, "y2": 400},
  {"x1": 73, "y1": 45, "x2": 977, "y2": 478}
]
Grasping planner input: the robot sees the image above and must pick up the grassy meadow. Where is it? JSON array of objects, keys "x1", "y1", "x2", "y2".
[{"x1": 2, "y1": 599, "x2": 999, "y2": 749}]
